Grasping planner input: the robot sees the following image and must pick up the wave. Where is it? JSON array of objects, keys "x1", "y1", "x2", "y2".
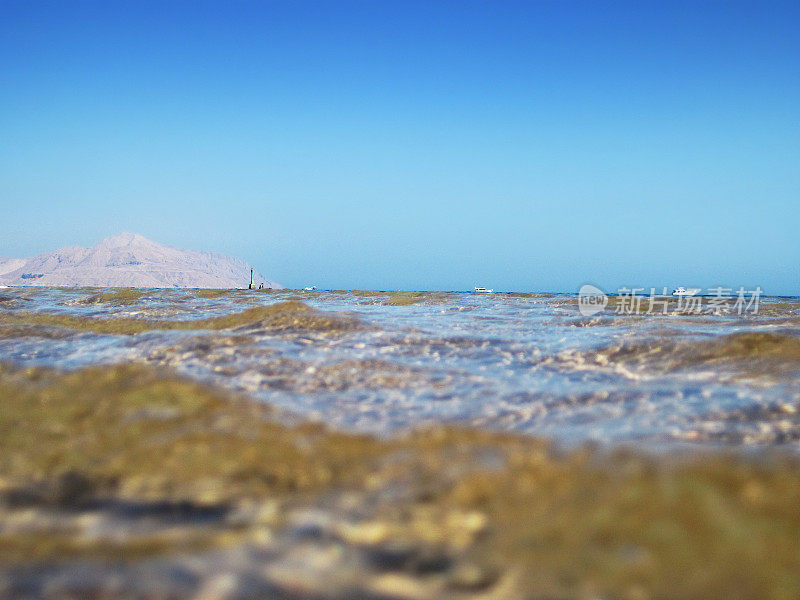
[{"x1": 580, "y1": 331, "x2": 800, "y2": 377}]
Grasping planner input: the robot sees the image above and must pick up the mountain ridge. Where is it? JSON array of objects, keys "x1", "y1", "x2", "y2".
[{"x1": 0, "y1": 233, "x2": 281, "y2": 289}]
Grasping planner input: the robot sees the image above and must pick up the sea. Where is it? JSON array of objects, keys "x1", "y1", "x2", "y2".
[{"x1": 2, "y1": 287, "x2": 798, "y2": 451}]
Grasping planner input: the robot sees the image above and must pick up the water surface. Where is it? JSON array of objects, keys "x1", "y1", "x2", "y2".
[{"x1": 2, "y1": 287, "x2": 798, "y2": 450}]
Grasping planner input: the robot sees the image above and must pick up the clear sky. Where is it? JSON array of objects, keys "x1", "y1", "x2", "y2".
[{"x1": 1, "y1": 1, "x2": 798, "y2": 293}]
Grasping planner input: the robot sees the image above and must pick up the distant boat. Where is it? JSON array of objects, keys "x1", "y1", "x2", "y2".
[
  {"x1": 672, "y1": 287, "x2": 701, "y2": 297},
  {"x1": 474, "y1": 287, "x2": 494, "y2": 294},
  {"x1": 303, "y1": 286, "x2": 317, "y2": 291}
]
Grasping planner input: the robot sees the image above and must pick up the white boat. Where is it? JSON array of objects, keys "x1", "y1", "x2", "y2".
[
  {"x1": 672, "y1": 287, "x2": 701, "y2": 297},
  {"x1": 303, "y1": 286, "x2": 317, "y2": 291},
  {"x1": 474, "y1": 287, "x2": 493, "y2": 294}
]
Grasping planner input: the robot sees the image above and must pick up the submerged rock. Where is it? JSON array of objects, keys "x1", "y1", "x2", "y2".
[
  {"x1": 1, "y1": 363, "x2": 800, "y2": 599},
  {"x1": 0, "y1": 301, "x2": 364, "y2": 336}
]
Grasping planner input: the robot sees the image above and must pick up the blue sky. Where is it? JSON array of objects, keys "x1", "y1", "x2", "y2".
[{"x1": 1, "y1": 1, "x2": 798, "y2": 293}]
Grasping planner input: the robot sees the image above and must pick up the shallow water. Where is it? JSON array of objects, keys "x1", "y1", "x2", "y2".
[
  {"x1": 3, "y1": 289, "x2": 800, "y2": 600},
  {"x1": 1, "y1": 287, "x2": 799, "y2": 449}
]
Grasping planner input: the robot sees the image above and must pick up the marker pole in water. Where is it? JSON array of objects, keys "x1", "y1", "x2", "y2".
[{"x1": 249, "y1": 268, "x2": 254, "y2": 290}]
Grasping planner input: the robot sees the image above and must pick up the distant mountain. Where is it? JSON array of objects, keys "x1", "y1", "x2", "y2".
[{"x1": 0, "y1": 233, "x2": 281, "y2": 289}]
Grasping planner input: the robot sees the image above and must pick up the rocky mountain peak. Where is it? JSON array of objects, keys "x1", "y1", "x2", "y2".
[{"x1": 0, "y1": 234, "x2": 281, "y2": 289}]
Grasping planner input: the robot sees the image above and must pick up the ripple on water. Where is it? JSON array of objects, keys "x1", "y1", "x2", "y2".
[{"x1": 0, "y1": 290, "x2": 798, "y2": 450}]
